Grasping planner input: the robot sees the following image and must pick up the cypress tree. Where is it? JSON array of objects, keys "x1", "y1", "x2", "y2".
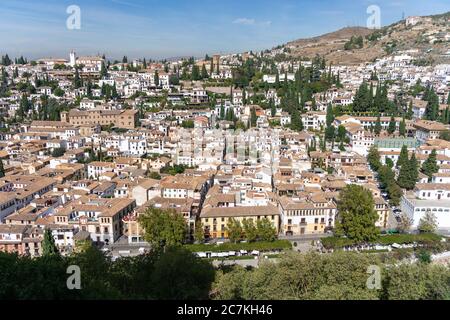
[
  {"x1": 270, "y1": 98, "x2": 276, "y2": 117},
  {"x1": 154, "y1": 70, "x2": 160, "y2": 87},
  {"x1": 424, "y1": 87, "x2": 439, "y2": 121},
  {"x1": 399, "y1": 117, "x2": 406, "y2": 137},
  {"x1": 406, "y1": 100, "x2": 413, "y2": 120},
  {"x1": 374, "y1": 116, "x2": 382, "y2": 135},
  {"x1": 201, "y1": 64, "x2": 208, "y2": 79},
  {"x1": 387, "y1": 116, "x2": 396, "y2": 134},
  {"x1": 397, "y1": 145, "x2": 409, "y2": 168},
  {"x1": 42, "y1": 229, "x2": 59, "y2": 256},
  {"x1": 250, "y1": 107, "x2": 257, "y2": 127},
  {"x1": 421, "y1": 149, "x2": 439, "y2": 181},
  {"x1": 0, "y1": 159, "x2": 5, "y2": 178}
]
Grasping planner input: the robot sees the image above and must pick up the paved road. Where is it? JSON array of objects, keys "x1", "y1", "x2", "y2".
[
  {"x1": 279, "y1": 233, "x2": 331, "y2": 241},
  {"x1": 212, "y1": 257, "x2": 278, "y2": 268},
  {"x1": 279, "y1": 233, "x2": 330, "y2": 252}
]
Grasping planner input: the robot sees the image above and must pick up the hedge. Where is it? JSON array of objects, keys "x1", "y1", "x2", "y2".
[
  {"x1": 184, "y1": 240, "x2": 292, "y2": 253},
  {"x1": 377, "y1": 233, "x2": 442, "y2": 245},
  {"x1": 321, "y1": 233, "x2": 443, "y2": 249}
]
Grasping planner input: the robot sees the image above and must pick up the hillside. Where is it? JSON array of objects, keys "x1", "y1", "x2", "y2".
[{"x1": 280, "y1": 12, "x2": 450, "y2": 65}]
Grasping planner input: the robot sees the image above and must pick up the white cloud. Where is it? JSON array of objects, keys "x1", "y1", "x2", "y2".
[
  {"x1": 233, "y1": 18, "x2": 256, "y2": 25},
  {"x1": 232, "y1": 18, "x2": 271, "y2": 27}
]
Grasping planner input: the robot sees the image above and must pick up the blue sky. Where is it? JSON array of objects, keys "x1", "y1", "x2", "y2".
[{"x1": 0, "y1": 0, "x2": 448, "y2": 60}]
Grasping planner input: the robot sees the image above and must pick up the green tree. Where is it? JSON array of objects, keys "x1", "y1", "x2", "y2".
[
  {"x1": 226, "y1": 218, "x2": 243, "y2": 243},
  {"x1": 191, "y1": 65, "x2": 200, "y2": 81},
  {"x1": 73, "y1": 68, "x2": 82, "y2": 89},
  {"x1": 154, "y1": 70, "x2": 159, "y2": 87},
  {"x1": 378, "y1": 165, "x2": 395, "y2": 190},
  {"x1": 53, "y1": 87, "x2": 65, "y2": 97},
  {"x1": 326, "y1": 103, "x2": 334, "y2": 127},
  {"x1": 100, "y1": 61, "x2": 108, "y2": 78},
  {"x1": 397, "y1": 145, "x2": 409, "y2": 168},
  {"x1": 399, "y1": 118, "x2": 406, "y2": 137},
  {"x1": 385, "y1": 157, "x2": 394, "y2": 169},
  {"x1": 406, "y1": 100, "x2": 413, "y2": 120},
  {"x1": 250, "y1": 107, "x2": 257, "y2": 127},
  {"x1": 270, "y1": 98, "x2": 276, "y2": 117},
  {"x1": 42, "y1": 229, "x2": 59, "y2": 256},
  {"x1": 290, "y1": 109, "x2": 303, "y2": 132},
  {"x1": 440, "y1": 131, "x2": 450, "y2": 141},
  {"x1": 418, "y1": 211, "x2": 438, "y2": 233},
  {"x1": 201, "y1": 64, "x2": 208, "y2": 79},
  {"x1": 335, "y1": 185, "x2": 380, "y2": 242},
  {"x1": 367, "y1": 145, "x2": 381, "y2": 171},
  {"x1": 242, "y1": 219, "x2": 258, "y2": 242},
  {"x1": 424, "y1": 87, "x2": 439, "y2": 121},
  {"x1": 421, "y1": 149, "x2": 439, "y2": 181},
  {"x1": 397, "y1": 153, "x2": 418, "y2": 190},
  {"x1": 325, "y1": 125, "x2": 335, "y2": 142},
  {"x1": 51, "y1": 147, "x2": 66, "y2": 158},
  {"x1": 150, "y1": 247, "x2": 215, "y2": 300},
  {"x1": 396, "y1": 213, "x2": 412, "y2": 233},
  {"x1": 382, "y1": 263, "x2": 450, "y2": 300},
  {"x1": 0, "y1": 159, "x2": 5, "y2": 178},
  {"x1": 147, "y1": 171, "x2": 161, "y2": 180},
  {"x1": 337, "y1": 125, "x2": 346, "y2": 142},
  {"x1": 387, "y1": 116, "x2": 396, "y2": 134},
  {"x1": 387, "y1": 182, "x2": 403, "y2": 206},
  {"x1": 181, "y1": 120, "x2": 194, "y2": 128},
  {"x1": 194, "y1": 221, "x2": 205, "y2": 243},
  {"x1": 138, "y1": 207, "x2": 187, "y2": 248},
  {"x1": 352, "y1": 81, "x2": 371, "y2": 112},
  {"x1": 256, "y1": 218, "x2": 277, "y2": 242},
  {"x1": 374, "y1": 116, "x2": 382, "y2": 135},
  {"x1": 213, "y1": 251, "x2": 379, "y2": 300}
]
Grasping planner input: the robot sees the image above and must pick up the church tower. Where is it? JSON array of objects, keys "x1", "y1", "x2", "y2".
[{"x1": 69, "y1": 50, "x2": 76, "y2": 67}]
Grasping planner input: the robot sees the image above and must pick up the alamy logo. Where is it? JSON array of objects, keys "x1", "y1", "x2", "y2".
[
  {"x1": 66, "y1": 5, "x2": 81, "y2": 30},
  {"x1": 366, "y1": 265, "x2": 381, "y2": 290},
  {"x1": 367, "y1": 5, "x2": 381, "y2": 29},
  {"x1": 66, "y1": 265, "x2": 81, "y2": 290}
]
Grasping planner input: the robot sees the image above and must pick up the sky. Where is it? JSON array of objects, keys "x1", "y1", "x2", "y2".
[{"x1": 0, "y1": 0, "x2": 448, "y2": 60}]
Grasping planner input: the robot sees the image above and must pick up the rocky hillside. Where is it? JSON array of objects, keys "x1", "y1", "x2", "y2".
[{"x1": 280, "y1": 12, "x2": 450, "y2": 65}]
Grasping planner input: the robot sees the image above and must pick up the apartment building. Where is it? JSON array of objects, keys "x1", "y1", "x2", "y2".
[
  {"x1": 61, "y1": 109, "x2": 138, "y2": 129},
  {"x1": 53, "y1": 197, "x2": 136, "y2": 245},
  {"x1": 414, "y1": 120, "x2": 448, "y2": 144},
  {"x1": 279, "y1": 195, "x2": 336, "y2": 235},
  {"x1": 200, "y1": 204, "x2": 280, "y2": 239},
  {"x1": 0, "y1": 224, "x2": 43, "y2": 256},
  {"x1": 0, "y1": 175, "x2": 57, "y2": 222}
]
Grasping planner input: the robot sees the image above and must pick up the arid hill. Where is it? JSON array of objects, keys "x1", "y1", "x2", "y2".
[{"x1": 279, "y1": 12, "x2": 450, "y2": 65}]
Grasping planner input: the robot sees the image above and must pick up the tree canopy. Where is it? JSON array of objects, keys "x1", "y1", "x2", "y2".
[{"x1": 335, "y1": 185, "x2": 379, "y2": 242}]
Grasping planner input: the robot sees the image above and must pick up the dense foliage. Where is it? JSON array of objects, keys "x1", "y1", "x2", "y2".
[
  {"x1": 212, "y1": 251, "x2": 450, "y2": 300},
  {"x1": 0, "y1": 246, "x2": 215, "y2": 300}
]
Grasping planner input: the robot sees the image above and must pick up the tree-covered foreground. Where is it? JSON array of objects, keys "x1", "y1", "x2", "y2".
[{"x1": 0, "y1": 244, "x2": 449, "y2": 300}]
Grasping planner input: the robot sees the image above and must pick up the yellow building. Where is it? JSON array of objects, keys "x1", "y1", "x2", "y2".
[
  {"x1": 61, "y1": 109, "x2": 138, "y2": 129},
  {"x1": 279, "y1": 195, "x2": 337, "y2": 236},
  {"x1": 200, "y1": 204, "x2": 280, "y2": 239}
]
